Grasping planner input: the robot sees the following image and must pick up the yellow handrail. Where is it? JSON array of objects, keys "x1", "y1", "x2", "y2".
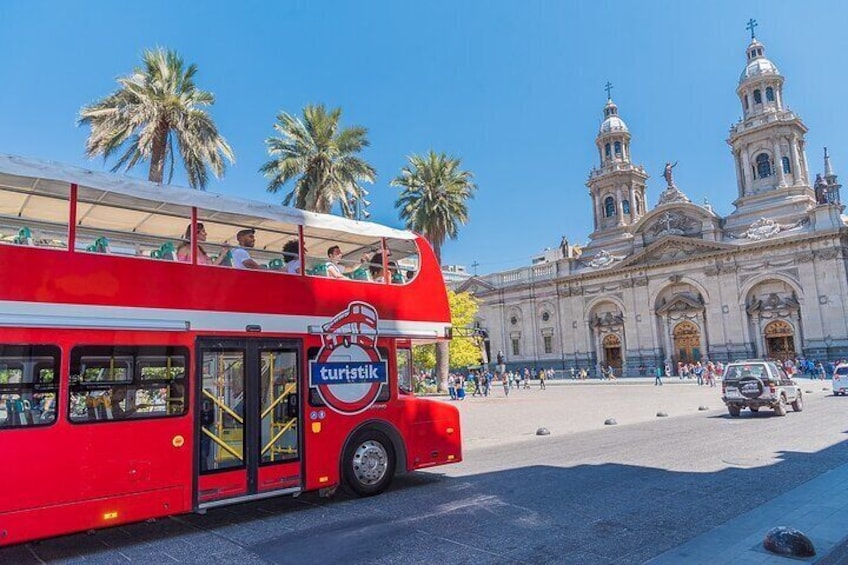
[
  {"x1": 201, "y1": 427, "x2": 243, "y2": 461},
  {"x1": 260, "y1": 383, "x2": 296, "y2": 419},
  {"x1": 262, "y1": 418, "x2": 297, "y2": 456},
  {"x1": 203, "y1": 388, "x2": 244, "y2": 424}
]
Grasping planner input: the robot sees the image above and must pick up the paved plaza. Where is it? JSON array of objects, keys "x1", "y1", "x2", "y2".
[{"x1": 4, "y1": 377, "x2": 848, "y2": 563}]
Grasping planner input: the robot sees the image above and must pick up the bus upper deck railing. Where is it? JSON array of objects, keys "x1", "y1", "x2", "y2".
[{"x1": 0, "y1": 155, "x2": 427, "y2": 286}]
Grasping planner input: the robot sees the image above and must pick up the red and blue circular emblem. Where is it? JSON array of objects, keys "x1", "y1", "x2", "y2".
[{"x1": 309, "y1": 302, "x2": 388, "y2": 415}]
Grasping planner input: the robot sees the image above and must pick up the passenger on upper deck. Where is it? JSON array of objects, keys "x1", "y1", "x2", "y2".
[
  {"x1": 326, "y1": 245, "x2": 369, "y2": 280},
  {"x1": 283, "y1": 239, "x2": 302, "y2": 274},
  {"x1": 176, "y1": 223, "x2": 230, "y2": 265},
  {"x1": 232, "y1": 229, "x2": 261, "y2": 269}
]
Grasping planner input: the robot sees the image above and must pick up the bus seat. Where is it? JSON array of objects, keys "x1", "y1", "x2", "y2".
[
  {"x1": 346, "y1": 266, "x2": 370, "y2": 281},
  {"x1": 13, "y1": 227, "x2": 33, "y2": 245},
  {"x1": 86, "y1": 236, "x2": 110, "y2": 253},
  {"x1": 268, "y1": 258, "x2": 284, "y2": 271},
  {"x1": 308, "y1": 263, "x2": 329, "y2": 277},
  {"x1": 150, "y1": 242, "x2": 177, "y2": 261}
]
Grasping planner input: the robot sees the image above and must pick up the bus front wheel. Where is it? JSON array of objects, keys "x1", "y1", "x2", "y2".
[{"x1": 343, "y1": 429, "x2": 396, "y2": 497}]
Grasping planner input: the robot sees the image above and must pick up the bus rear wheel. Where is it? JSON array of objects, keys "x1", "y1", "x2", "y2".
[{"x1": 343, "y1": 430, "x2": 396, "y2": 497}]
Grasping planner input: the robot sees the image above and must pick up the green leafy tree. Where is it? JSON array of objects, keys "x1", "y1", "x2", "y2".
[
  {"x1": 79, "y1": 48, "x2": 234, "y2": 189},
  {"x1": 393, "y1": 151, "x2": 476, "y2": 390},
  {"x1": 413, "y1": 291, "x2": 481, "y2": 374},
  {"x1": 447, "y1": 291, "x2": 483, "y2": 369},
  {"x1": 261, "y1": 104, "x2": 376, "y2": 217}
]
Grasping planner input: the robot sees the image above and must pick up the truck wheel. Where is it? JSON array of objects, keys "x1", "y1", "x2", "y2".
[
  {"x1": 791, "y1": 394, "x2": 803, "y2": 412},
  {"x1": 774, "y1": 395, "x2": 787, "y2": 417},
  {"x1": 749, "y1": 407, "x2": 759, "y2": 413},
  {"x1": 728, "y1": 405, "x2": 741, "y2": 417},
  {"x1": 342, "y1": 429, "x2": 396, "y2": 497}
]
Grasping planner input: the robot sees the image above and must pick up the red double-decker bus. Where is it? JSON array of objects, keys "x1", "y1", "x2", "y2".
[{"x1": 0, "y1": 154, "x2": 461, "y2": 546}]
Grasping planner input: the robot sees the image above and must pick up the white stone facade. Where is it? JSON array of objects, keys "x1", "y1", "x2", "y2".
[{"x1": 460, "y1": 34, "x2": 848, "y2": 375}]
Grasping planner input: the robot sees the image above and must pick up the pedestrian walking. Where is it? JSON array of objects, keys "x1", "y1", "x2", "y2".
[
  {"x1": 539, "y1": 368, "x2": 547, "y2": 390},
  {"x1": 502, "y1": 374, "x2": 510, "y2": 397},
  {"x1": 654, "y1": 364, "x2": 663, "y2": 386},
  {"x1": 448, "y1": 374, "x2": 457, "y2": 400}
]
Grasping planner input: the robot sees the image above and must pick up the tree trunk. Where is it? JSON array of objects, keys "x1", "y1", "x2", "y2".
[
  {"x1": 430, "y1": 239, "x2": 450, "y2": 392},
  {"x1": 148, "y1": 121, "x2": 169, "y2": 184}
]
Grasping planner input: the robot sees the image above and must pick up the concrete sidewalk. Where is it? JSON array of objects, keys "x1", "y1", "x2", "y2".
[{"x1": 648, "y1": 460, "x2": 848, "y2": 564}]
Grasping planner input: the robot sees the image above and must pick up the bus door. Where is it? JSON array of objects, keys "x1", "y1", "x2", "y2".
[{"x1": 195, "y1": 338, "x2": 301, "y2": 507}]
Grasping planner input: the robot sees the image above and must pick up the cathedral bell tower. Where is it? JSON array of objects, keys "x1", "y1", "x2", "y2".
[
  {"x1": 726, "y1": 21, "x2": 815, "y2": 230},
  {"x1": 585, "y1": 85, "x2": 648, "y2": 253}
]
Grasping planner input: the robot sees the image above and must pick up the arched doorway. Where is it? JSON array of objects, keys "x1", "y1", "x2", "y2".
[
  {"x1": 602, "y1": 334, "x2": 622, "y2": 370},
  {"x1": 764, "y1": 320, "x2": 795, "y2": 361},
  {"x1": 673, "y1": 321, "x2": 701, "y2": 364}
]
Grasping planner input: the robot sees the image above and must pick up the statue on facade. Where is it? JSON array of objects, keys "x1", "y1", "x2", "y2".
[{"x1": 663, "y1": 161, "x2": 678, "y2": 187}]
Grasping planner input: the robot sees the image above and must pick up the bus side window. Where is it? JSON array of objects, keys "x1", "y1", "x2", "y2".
[
  {"x1": 0, "y1": 345, "x2": 60, "y2": 429},
  {"x1": 69, "y1": 346, "x2": 188, "y2": 423},
  {"x1": 397, "y1": 348, "x2": 413, "y2": 394}
]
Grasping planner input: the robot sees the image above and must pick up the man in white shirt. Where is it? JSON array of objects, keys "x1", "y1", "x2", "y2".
[{"x1": 231, "y1": 229, "x2": 261, "y2": 269}]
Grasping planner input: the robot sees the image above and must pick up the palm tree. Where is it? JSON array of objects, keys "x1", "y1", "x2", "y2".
[
  {"x1": 79, "y1": 48, "x2": 234, "y2": 190},
  {"x1": 392, "y1": 151, "x2": 477, "y2": 389},
  {"x1": 260, "y1": 104, "x2": 375, "y2": 217}
]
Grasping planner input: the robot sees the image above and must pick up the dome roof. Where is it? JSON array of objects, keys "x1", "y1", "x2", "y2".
[
  {"x1": 740, "y1": 57, "x2": 780, "y2": 82},
  {"x1": 599, "y1": 115, "x2": 629, "y2": 134},
  {"x1": 739, "y1": 40, "x2": 781, "y2": 83},
  {"x1": 599, "y1": 99, "x2": 629, "y2": 134}
]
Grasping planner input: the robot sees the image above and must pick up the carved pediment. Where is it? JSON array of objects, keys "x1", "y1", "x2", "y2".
[
  {"x1": 455, "y1": 276, "x2": 496, "y2": 294},
  {"x1": 747, "y1": 292, "x2": 800, "y2": 315},
  {"x1": 656, "y1": 294, "x2": 705, "y2": 315},
  {"x1": 618, "y1": 236, "x2": 735, "y2": 269}
]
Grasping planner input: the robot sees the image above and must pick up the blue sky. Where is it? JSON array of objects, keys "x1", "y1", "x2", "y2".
[{"x1": 2, "y1": 1, "x2": 847, "y2": 273}]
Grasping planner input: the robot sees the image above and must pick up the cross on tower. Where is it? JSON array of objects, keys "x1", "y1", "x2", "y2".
[
  {"x1": 746, "y1": 18, "x2": 758, "y2": 40},
  {"x1": 604, "y1": 81, "x2": 613, "y2": 100}
]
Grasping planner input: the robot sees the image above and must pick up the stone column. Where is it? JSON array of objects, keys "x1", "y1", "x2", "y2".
[
  {"x1": 790, "y1": 135, "x2": 802, "y2": 185},
  {"x1": 741, "y1": 149, "x2": 753, "y2": 193},
  {"x1": 661, "y1": 315, "x2": 674, "y2": 364},
  {"x1": 790, "y1": 310, "x2": 803, "y2": 357},
  {"x1": 734, "y1": 151, "x2": 745, "y2": 197},
  {"x1": 617, "y1": 189, "x2": 626, "y2": 226},
  {"x1": 629, "y1": 184, "x2": 637, "y2": 220},
  {"x1": 590, "y1": 192, "x2": 599, "y2": 230},
  {"x1": 773, "y1": 139, "x2": 786, "y2": 187},
  {"x1": 800, "y1": 140, "x2": 809, "y2": 184},
  {"x1": 753, "y1": 314, "x2": 764, "y2": 358}
]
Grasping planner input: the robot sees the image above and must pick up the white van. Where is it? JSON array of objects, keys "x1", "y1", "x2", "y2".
[{"x1": 833, "y1": 363, "x2": 848, "y2": 395}]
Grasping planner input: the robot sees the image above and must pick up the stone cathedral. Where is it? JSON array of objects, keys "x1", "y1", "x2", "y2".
[{"x1": 460, "y1": 32, "x2": 848, "y2": 375}]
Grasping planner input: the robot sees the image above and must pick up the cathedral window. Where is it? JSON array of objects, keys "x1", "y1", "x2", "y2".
[
  {"x1": 766, "y1": 87, "x2": 774, "y2": 102},
  {"x1": 604, "y1": 196, "x2": 616, "y2": 217},
  {"x1": 756, "y1": 153, "x2": 772, "y2": 178},
  {"x1": 511, "y1": 338, "x2": 520, "y2": 356},
  {"x1": 604, "y1": 143, "x2": 611, "y2": 158},
  {"x1": 543, "y1": 336, "x2": 553, "y2": 354},
  {"x1": 622, "y1": 199, "x2": 631, "y2": 214},
  {"x1": 614, "y1": 141, "x2": 621, "y2": 155},
  {"x1": 782, "y1": 156, "x2": 791, "y2": 174},
  {"x1": 753, "y1": 89, "x2": 762, "y2": 104}
]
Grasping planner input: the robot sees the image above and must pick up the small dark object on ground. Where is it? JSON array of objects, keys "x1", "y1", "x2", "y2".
[
  {"x1": 763, "y1": 526, "x2": 815, "y2": 558},
  {"x1": 656, "y1": 411, "x2": 668, "y2": 417},
  {"x1": 698, "y1": 405, "x2": 709, "y2": 411},
  {"x1": 536, "y1": 427, "x2": 550, "y2": 436},
  {"x1": 604, "y1": 418, "x2": 617, "y2": 426}
]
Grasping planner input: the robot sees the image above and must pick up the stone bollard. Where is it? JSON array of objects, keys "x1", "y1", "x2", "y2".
[
  {"x1": 656, "y1": 411, "x2": 668, "y2": 417},
  {"x1": 763, "y1": 526, "x2": 815, "y2": 558},
  {"x1": 536, "y1": 427, "x2": 550, "y2": 436},
  {"x1": 604, "y1": 418, "x2": 617, "y2": 426}
]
